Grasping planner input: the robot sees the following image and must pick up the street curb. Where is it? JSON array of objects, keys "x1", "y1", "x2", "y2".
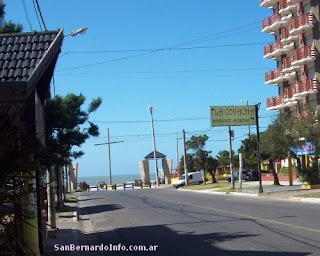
[
  {"x1": 76, "y1": 193, "x2": 95, "y2": 233},
  {"x1": 290, "y1": 197, "x2": 320, "y2": 204},
  {"x1": 178, "y1": 188, "x2": 320, "y2": 203},
  {"x1": 230, "y1": 192, "x2": 258, "y2": 197}
]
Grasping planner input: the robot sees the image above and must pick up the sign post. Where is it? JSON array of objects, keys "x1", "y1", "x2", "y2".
[
  {"x1": 255, "y1": 104, "x2": 263, "y2": 193},
  {"x1": 210, "y1": 104, "x2": 263, "y2": 193}
]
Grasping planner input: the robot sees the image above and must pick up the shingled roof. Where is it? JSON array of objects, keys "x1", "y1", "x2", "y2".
[
  {"x1": 145, "y1": 151, "x2": 167, "y2": 159},
  {"x1": 0, "y1": 29, "x2": 63, "y2": 85}
]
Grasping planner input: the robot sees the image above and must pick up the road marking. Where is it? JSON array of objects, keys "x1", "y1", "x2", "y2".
[{"x1": 161, "y1": 198, "x2": 320, "y2": 234}]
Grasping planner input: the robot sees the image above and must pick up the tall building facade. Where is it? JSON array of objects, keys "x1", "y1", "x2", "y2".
[{"x1": 261, "y1": 0, "x2": 320, "y2": 119}]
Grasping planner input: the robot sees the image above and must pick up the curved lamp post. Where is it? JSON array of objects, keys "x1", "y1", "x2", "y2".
[{"x1": 148, "y1": 106, "x2": 160, "y2": 186}]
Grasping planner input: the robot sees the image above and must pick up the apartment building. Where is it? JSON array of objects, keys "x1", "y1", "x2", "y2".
[{"x1": 261, "y1": 0, "x2": 320, "y2": 119}]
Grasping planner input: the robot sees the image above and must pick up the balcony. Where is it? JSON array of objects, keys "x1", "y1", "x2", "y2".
[
  {"x1": 263, "y1": 41, "x2": 294, "y2": 59},
  {"x1": 287, "y1": 0, "x2": 303, "y2": 4},
  {"x1": 291, "y1": 45, "x2": 316, "y2": 66},
  {"x1": 281, "y1": 27, "x2": 299, "y2": 44},
  {"x1": 282, "y1": 56, "x2": 300, "y2": 73},
  {"x1": 266, "y1": 95, "x2": 283, "y2": 110},
  {"x1": 262, "y1": 13, "x2": 289, "y2": 33},
  {"x1": 279, "y1": 0, "x2": 297, "y2": 16},
  {"x1": 289, "y1": 13, "x2": 314, "y2": 36},
  {"x1": 260, "y1": 0, "x2": 278, "y2": 8},
  {"x1": 266, "y1": 94, "x2": 297, "y2": 110},
  {"x1": 265, "y1": 68, "x2": 296, "y2": 85},
  {"x1": 292, "y1": 79, "x2": 318, "y2": 98}
]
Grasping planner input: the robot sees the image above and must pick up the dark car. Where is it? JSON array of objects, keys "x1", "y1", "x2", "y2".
[
  {"x1": 227, "y1": 169, "x2": 260, "y2": 182},
  {"x1": 227, "y1": 170, "x2": 251, "y2": 182},
  {"x1": 247, "y1": 169, "x2": 259, "y2": 181}
]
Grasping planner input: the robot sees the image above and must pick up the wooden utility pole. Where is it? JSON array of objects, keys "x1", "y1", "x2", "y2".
[
  {"x1": 95, "y1": 128, "x2": 123, "y2": 185},
  {"x1": 182, "y1": 129, "x2": 188, "y2": 186},
  {"x1": 228, "y1": 126, "x2": 234, "y2": 189}
]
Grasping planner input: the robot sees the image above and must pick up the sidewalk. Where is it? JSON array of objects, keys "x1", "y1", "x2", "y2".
[
  {"x1": 180, "y1": 180, "x2": 320, "y2": 204},
  {"x1": 42, "y1": 201, "x2": 80, "y2": 256}
]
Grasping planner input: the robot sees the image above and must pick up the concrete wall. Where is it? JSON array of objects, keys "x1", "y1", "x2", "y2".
[
  {"x1": 138, "y1": 160, "x2": 150, "y2": 184},
  {"x1": 162, "y1": 159, "x2": 172, "y2": 184},
  {"x1": 70, "y1": 163, "x2": 78, "y2": 190}
]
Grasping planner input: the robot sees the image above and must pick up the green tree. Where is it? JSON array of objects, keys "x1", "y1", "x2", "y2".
[
  {"x1": 179, "y1": 153, "x2": 195, "y2": 176},
  {"x1": 291, "y1": 111, "x2": 320, "y2": 184},
  {"x1": 238, "y1": 134, "x2": 258, "y2": 169},
  {"x1": 216, "y1": 150, "x2": 238, "y2": 168},
  {"x1": 0, "y1": 1, "x2": 23, "y2": 33},
  {"x1": 44, "y1": 93, "x2": 102, "y2": 166},
  {"x1": 179, "y1": 135, "x2": 219, "y2": 182},
  {"x1": 260, "y1": 113, "x2": 295, "y2": 185},
  {"x1": 205, "y1": 156, "x2": 219, "y2": 183},
  {"x1": 186, "y1": 135, "x2": 210, "y2": 171}
]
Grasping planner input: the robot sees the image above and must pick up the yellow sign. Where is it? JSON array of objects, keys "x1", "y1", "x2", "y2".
[{"x1": 210, "y1": 106, "x2": 256, "y2": 126}]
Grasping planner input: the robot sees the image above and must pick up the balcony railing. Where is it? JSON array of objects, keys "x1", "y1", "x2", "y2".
[
  {"x1": 289, "y1": 13, "x2": 314, "y2": 36},
  {"x1": 266, "y1": 95, "x2": 282, "y2": 110},
  {"x1": 279, "y1": 0, "x2": 297, "y2": 15},
  {"x1": 263, "y1": 40, "x2": 294, "y2": 59},
  {"x1": 262, "y1": 13, "x2": 289, "y2": 33},
  {"x1": 265, "y1": 68, "x2": 296, "y2": 85},
  {"x1": 291, "y1": 45, "x2": 316, "y2": 66},
  {"x1": 282, "y1": 56, "x2": 300, "y2": 73},
  {"x1": 266, "y1": 91, "x2": 298, "y2": 110},
  {"x1": 292, "y1": 79, "x2": 318, "y2": 97},
  {"x1": 283, "y1": 87, "x2": 293, "y2": 101},
  {"x1": 260, "y1": 0, "x2": 278, "y2": 8},
  {"x1": 281, "y1": 27, "x2": 299, "y2": 44}
]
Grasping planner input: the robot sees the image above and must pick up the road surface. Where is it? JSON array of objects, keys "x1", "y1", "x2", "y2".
[{"x1": 76, "y1": 187, "x2": 320, "y2": 256}]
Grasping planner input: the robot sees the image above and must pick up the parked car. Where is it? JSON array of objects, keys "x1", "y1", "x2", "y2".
[
  {"x1": 247, "y1": 169, "x2": 259, "y2": 181},
  {"x1": 173, "y1": 172, "x2": 203, "y2": 188},
  {"x1": 227, "y1": 170, "x2": 250, "y2": 182}
]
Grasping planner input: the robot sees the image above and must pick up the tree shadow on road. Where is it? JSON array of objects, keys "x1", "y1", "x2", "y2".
[
  {"x1": 83, "y1": 204, "x2": 123, "y2": 215},
  {"x1": 44, "y1": 224, "x2": 311, "y2": 256}
]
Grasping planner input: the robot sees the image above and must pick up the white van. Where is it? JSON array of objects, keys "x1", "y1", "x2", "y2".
[{"x1": 173, "y1": 171, "x2": 203, "y2": 188}]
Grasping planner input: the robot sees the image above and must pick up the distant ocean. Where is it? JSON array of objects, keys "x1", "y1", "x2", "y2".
[{"x1": 78, "y1": 173, "x2": 156, "y2": 185}]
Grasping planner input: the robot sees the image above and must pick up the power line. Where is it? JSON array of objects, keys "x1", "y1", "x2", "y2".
[
  {"x1": 20, "y1": 0, "x2": 33, "y2": 31},
  {"x1": 57, "y1": 67, "x2": 272, "y2": 78},
  {"x1": 32, "y1": 0, "x2": 43, "y2": 31},
  {"x1": 58, "y1": 21, "x2": 262, "y2": 71},
  {"x1": 60, "y1": 42, "x2": 269, "y2": 56},
  {"x1": 34, "y1": 0, "x2": 47, "y2": 30},
  {"x1": 164, "y1": 21, "x2": 261, "y2": 48},
  {"x1": 92, "y1": 113, "x2": 277, "y2": 125}
]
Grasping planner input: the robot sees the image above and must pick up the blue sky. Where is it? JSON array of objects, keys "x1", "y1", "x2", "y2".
[{"x1": 6, "y1": 0, "x2": 277, "y2": 177}]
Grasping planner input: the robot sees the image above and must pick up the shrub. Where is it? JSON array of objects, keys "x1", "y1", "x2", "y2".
[
  {"x1": 300, "y1": 165, "x2": 320, "y2": 185},
  {"x1": 280, "y1": 167, "x2": 288, "y2": 175}
]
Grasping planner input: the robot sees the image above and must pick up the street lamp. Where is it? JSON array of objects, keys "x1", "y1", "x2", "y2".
[
  {"x1": 65, "y1": 27, "x2": 88, "y2": 37},
  {"x1": 148, "y1": 106, "x2": 160, "y2": 186},
  {"x1": 240, "y1": 99, "x2": 250, "y2": 135}
]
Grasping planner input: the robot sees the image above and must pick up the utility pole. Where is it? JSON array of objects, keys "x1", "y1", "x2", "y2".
[
  {"x1": 228, "y1": 126, "x2": 234, "y2": 189},
  {"x1": 239, "y1": 153, "x2": 243, "y2": 191},
  {"x1": 94, "y1": 128, "x2": 123, "y2": 185},
  {"x1": 148, "y1": 106, "x2": 160, "y2": 186},
  {"x1": 182, "y1": 129, "x2": 188, "y2": 186},
  {"x1": 47, "y1": 168, "x2": 56, "y2": 230},
  {"x1": 255, "y1": 103, "x2": 263, "y2": 193},
  {"x1": 176, "y1": 133, "x2": 179, "y2": 171}
]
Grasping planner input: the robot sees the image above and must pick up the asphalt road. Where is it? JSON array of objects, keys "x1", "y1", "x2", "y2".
[{"x1": 76, "y1": 187, "x2": 320, "y2": 256}]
